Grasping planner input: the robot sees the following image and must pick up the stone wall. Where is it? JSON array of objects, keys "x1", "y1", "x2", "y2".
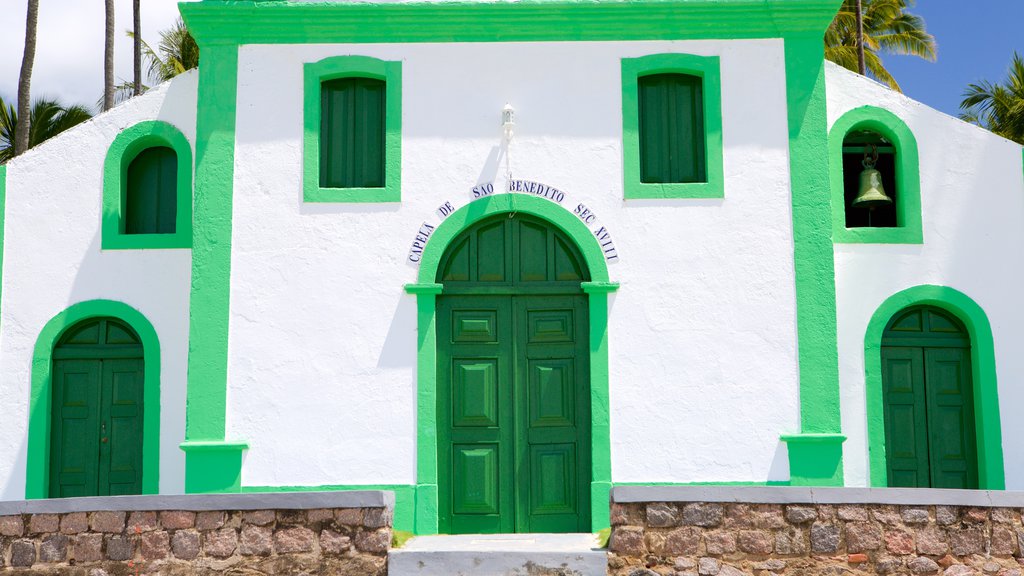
[
  {"x1": 0, "y1": 491, "x2": 392, "y2": 575},
  {"x1": 609, "y1": 486, "x2": 1024, "y2": 576}
]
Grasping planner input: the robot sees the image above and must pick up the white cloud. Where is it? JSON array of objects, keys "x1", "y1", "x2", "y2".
[{"x1": 0, "y1": 0, "x2": 197, "y2": 110}]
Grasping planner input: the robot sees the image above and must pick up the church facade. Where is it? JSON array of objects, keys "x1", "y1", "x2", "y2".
[{"x1": 0, "y1": 0, "x2": 1021, "y2": 534}]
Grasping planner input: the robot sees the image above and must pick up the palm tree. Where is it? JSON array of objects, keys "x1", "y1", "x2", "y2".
[
  {"x1": 114, "y1": 18, "x2": 200, "y2": 104},
  {"x1": 103, "y1": 0, "x2": 115, "y2": 111},
  {"x1": 15, "y1": 0, "x2": 40, "y2": 156},
  {"x1": 1, "y1": 97, "x2": 94, "y2": 163},
  {"x1": 959, "y1": 52, "x2": 1024, "y2": 145},
  {"x1": 825, "y1": 0, "x2": 936, "y2": 92},
  {"x1": 133, "y1": 0, "x2": 142, "y2": 96}
]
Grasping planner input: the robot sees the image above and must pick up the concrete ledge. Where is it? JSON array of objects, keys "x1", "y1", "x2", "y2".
[
  {"x1": 610, "y1": 486, "x2": 1024, "y2": 507},
  {"x1": 0, "y1": 490, "x2": 394, "y2": 515}
]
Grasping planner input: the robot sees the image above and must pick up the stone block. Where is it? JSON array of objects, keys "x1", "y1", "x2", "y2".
[
  {"x1": 127, "y1": 511, "x2": 158, "y2": 532},
  {"x1": 698, "y1": 557, "x2": 720, "y2": 575},
  {"x1": 785, "y1": 506, "x2": 817, "y2": 525},
  {"x1": 950, "y1": 528, "x2": 985, "y2": 556},
  {"x1": 810, "y1": 523, "x2": 842, "y2": 554},
  {"x1": 664, "y1": 527, "x2": 701, "y2": 555},
  {"x1": 334, "y1": 508, "x2": 364, "y2": 527},
  {"x1": 886, "y1": 528, "x2": 916, "y2": 555},
  {"x1": 364, "y1": 507, "x2": 393, "y2": 529},
  {"x1": 29, "y1": 514, "x2": 59, "y2": 534},
  {"x1": 91, "y1": 511, "x2": 126, "y2": 533},
  {"x1": 240, "y1": 525, "x2": 273, "y2": 556},
  {"x1": 738, "y1": 530, "x2": 773, "y2": 554},
  {"x1": 11, "y1": 539, "x2": 36, "y2": 567},
  {"x1": 849, "y1": 553, "x2": 869, "y2": 563},
  {"x1": 105, "y1": 535, "x2": 133, "y2": 561},
  {"x1": 320, "y1": 529, "x2": 351, "y2": 554},
  {"x1": 992, "y1": 526, "x2": 1018, "y2": 556},
  {"x1": 963, "y1": 508, "x2": 989, "y2": 524},
  {"x1": 611, "y1": 503, "x2": 636, "y2": 526},
  {"x1": 991, "y1": 508, "x2": 1020, "y2": 525},
  {"x1": 355, "y1": 528, "x2": 391, "y2": 554},
  {"x1": 877, "y1": 557, "x2": 903, "y2": 574},
  {"x1": 705, "y1": 531, "x2": 737, "y2": 555},
  {"x1": 937, "y1": 507, "x2": 959, "y2": 526},
  {"x1": 60, "y1": 512, "x2": 89, "y2": 534},
  {"x1": 683, "y1": 503, "x2": 724, "y2": 528},
  {"x1": 718, "y1": 566, "x2": 745, "y2": 576},
  {"x1": 196, "y1": 511, "x2": 226, "y2": 531},
  {"x1": 723, "y1": 504, "x2": 755, "y2": 529},
  {"x1": 908, "y1": 556, "x2": 940, "y2": 574},
  {"x1": 647, "y1": 503, "x2": 680, "y2": 528},
  {"x1": 610, "y1": 526, "x2": 645, "y2": 555},
  {"x1": 141, "y1": 530, "x2": 170, "y2": 560},
  {"x1": 775, "y1": 527, "x2": 808, "y2": 555},
  {"x1": 171, "y1": 530, "x2": 200, "y2": 560},
  {"x1": 242, "y1": 510, "x2": 276, "y2": 526},
  {"x1": 307, "y1": 509, "x2": 334, "y2": 523},
  {"x1": 873, "y1": 506, "x2": 902, "y2": 526},
  {"x1": 847, "y1": 522, "x2": 883, "y2": 552},
  {"x1": 161, "y1": 510, "x2": 196, "y2": 530},
  {"x1": 73, "y1": 533, "x2": 104, "y2": 562},
  {"x1": 39, "y1": 534, "x2": 68, "y2": 562},
  {"x1": 917, "y1": 525, "x2": 949, "y2": 556},
  {"x1": 945, "y1": 566, "x2": 981, "y2": 576},
  {"x1": 204, "y1": 527, "x2": 238, "y2": 558},
  {"x1": 0, "y1": 515, "x2": 24, "y2": 537},
  {"x1": 902, "y1": 508, "x2": 931, "y2": 525},
  {"x1": 754, "y1": 559, "x2": 786, "y2": 572},
  {"x1": 752, "y1": 505, "x2": 786, "y2": 530},
  {"x1": 275, "y1": 526, "x2": 315, "y2": 554},
  {"x1": 675, "y1": 557, "x2": 697, "y2": 571},
  {"x1": 837, "y1": 506, "x2": 869, "y2": 522},
  {"x1": 644, "y1": 530, "x2": 667, "y2": 555}
]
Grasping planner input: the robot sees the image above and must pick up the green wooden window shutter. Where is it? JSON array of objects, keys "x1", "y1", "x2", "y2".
[
  {"x1": 320, "y1": 77, "x2": 386, "y2": 188},
  {"x1": 638, "y1": 73, "x2": 706, "y2": 184},
  {"x1": 125, "y1": 146, "x2": 177, "y2": 235}
]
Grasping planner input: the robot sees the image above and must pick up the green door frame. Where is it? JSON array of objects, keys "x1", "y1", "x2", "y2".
[
  {"x1": 865, "y1": 285, "x2": 1005, "y2": 489},
  {"x1": 26, "y1": 300, "x2": 162, "y2": 499},
  {"x1": 405, "y1": 193, "x2": 618, "y2": 534}
]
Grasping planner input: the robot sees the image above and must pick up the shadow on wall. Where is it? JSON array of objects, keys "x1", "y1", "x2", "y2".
[{"x1": 378, "y1": 293, "x2": 416, "y2": 370}]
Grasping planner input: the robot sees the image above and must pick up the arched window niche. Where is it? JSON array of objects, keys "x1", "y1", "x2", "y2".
[
  {"x1": 829, "y1": 106, "x2": 922, "y2": 244},
  {"x1": 102, "y1": 120, "x2": 193, "y2": 249}
]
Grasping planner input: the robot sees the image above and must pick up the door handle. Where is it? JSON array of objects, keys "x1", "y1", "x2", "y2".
[{"x1": 101, "y1": 437, "x2": 109, "y2": 444}]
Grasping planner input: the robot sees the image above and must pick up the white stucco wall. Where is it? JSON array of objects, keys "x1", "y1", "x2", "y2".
[
  {"x1": 827, "y1": 63, "x2": 1024, "y2": 489},
  {"x1": 228, "y1": 39, "x2": 800, "y2": 487},
  {"x1": 0, "y1": 72, "x2": 197, "y2": 499}
]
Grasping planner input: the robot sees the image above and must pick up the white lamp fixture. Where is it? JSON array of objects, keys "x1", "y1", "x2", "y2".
[{"x1": 502, "y1": 103, "x2": 515, "y2": 141}]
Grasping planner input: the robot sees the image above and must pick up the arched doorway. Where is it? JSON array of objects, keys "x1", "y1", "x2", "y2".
[
  {"x1": 881, "y1": 306, "x2": 978, "y2": 488},
  {"x1": 436, "y1": 213, "x2": 592, "y2": 533},
  {"x1": 49, "y1": 317, "x2": 145, "y2": 497}
]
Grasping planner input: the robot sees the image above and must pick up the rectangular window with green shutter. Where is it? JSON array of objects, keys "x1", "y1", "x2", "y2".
[
  {"x1": 303, "y1": 55, "x2": 402, "y2": 203},
  {"x1": 622, "y1": 53, "x2": 724, "y2": 199}
]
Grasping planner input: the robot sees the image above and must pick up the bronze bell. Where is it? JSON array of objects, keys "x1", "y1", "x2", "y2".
[{"x1": 851, "y1": 145, "x2": 893, "y2": 209}]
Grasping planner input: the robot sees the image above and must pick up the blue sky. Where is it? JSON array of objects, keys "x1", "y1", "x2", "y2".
[{"x1": 882, "y1": 1, "x2": 1024, "y2": 119}]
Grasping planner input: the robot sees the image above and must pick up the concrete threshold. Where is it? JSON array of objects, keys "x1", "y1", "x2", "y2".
[{"x1": 388, "y1": 533, "x2": 607, "y2": 576}]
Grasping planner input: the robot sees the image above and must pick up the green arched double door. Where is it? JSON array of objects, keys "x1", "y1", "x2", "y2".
[
  {"x1": 50, "y1": 318, "x2": 145, "y2": 497},
  {"x1": 436, "y1": 214, "x2": 592, "y2": 534},
  {"x1": 881, "y1": 306, "x2": 978, "y2": 489}
]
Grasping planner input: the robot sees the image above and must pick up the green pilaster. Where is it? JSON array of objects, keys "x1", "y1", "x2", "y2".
[
  {"x1": 181, "y1": 41, "x2": 247, "y2": 492},
  {"x1": 780, "y1": 35, "x2": 846, "y2": 486}
]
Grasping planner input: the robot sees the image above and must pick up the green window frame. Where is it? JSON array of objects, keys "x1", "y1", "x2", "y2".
[
  {"x1": 829, "y1": 106, "x2": 923, "y2": 244},
  {"x1": 303, "y1": 55, "x2": 402, "y2": 203},
  {"x1": 102, "y1": 121, "x2": 193, "y2": 250},
  {"x1": 622, "y1": 53, "x2": 724, "y2": 199}
]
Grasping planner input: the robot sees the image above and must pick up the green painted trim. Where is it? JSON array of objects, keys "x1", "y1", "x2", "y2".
[
  {"x1": 180, "y1": 1, "x2": 843, "y2": 45},
  {"x1": 101, "y1": 121, "x2": 194, "y2": 250},
  {"x1": 780, "y1": 433, "x2": 847, "y2": 444},
  {"x1": 621, "y1": 53, "x2": 724, "y2": 200},
  {"x1": 781, "y1": 434, "x2": 845, "y2": 486},
  {"x1": 614, "y1": 481, "x2": 788, "y2": 487},
  {"x1": 783, "y1": 38, "x2": 844, "y2": 485},
  {"x1": 183, "y1": 43, "x2": 248, "y2": 490},
  {"x1": 180, "y1": 441, "x2": 248, "y2": 493},
  {"x1": 410, "y1": 194, "x2": 615, "y2": 533},
  {"x1": 302, "y1": 55, "x2": 402, "y2": 203},
  {"x1": 26, "y1": 300, "x2": 161, "y2": 499},
  {"x1": 829, "y1": 106, "x2": 923, "y2": 244},
  {"x1": 242, "y1": 485, "x2": 417, "y2": 533},
  {"x1": 864, "y1": 285, "x2": 1005, "y2": 489}
]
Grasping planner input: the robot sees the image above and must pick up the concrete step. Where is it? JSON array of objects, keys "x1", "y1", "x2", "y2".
[{"x1": 387, "y1": 533, "x2": 608, "y2": 576}]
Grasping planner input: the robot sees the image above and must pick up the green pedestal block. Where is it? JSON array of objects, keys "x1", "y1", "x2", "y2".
[
  {"x1": 780, "y1": 433, "x2": 846, "y2": 486},
  {"x1": 180, "y1": 440, "x2": 248, "y2": 493}
]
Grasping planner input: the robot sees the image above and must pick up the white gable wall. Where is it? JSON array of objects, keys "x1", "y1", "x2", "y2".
[
  {"x1": 0, "y1": 73, "x2": 197, "y2": 499},
  {"x1": 227, "y1": 39, "x2": 801, "y2": 487},
  {"x1": 827, "y1": 63, "x2": 1024, "y2": 489}
]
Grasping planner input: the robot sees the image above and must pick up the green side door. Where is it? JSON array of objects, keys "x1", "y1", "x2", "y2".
[
  {"x1": 881, "y1": 307, "x2": 978, "y2": 489},
  {"x1": 50, "y1": 319, "x2": 145, "y2": 498},
  {"x1": 436, "y1": 214, "x2": 592, "y2": 533}
]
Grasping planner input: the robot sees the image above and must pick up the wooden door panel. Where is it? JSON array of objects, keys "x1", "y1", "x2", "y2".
[
  {"x1": 881, "y1": 347, "x2": 930, "y2": 487},
  {"x1": 925, "y1": 348, "x2": 977, "y2": 489},
  {"x1": 452, "y1": 359, "x2": 500, "y2": 428},
  {"x1": 529, "y1": 443, "x2": 577, "y2": 515},
  {"x1": 528, "y1": 360, "x2": 575, "y2": 429},
  {"x1": 101, "y1": 359, "x2": 144, "y2": 496},
  {"x1": 452, "y1": 444, "x2": 501, "y2": 515},
  {"x1": 51, "y1": 360, "x2": 103, "y2": 498}
]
